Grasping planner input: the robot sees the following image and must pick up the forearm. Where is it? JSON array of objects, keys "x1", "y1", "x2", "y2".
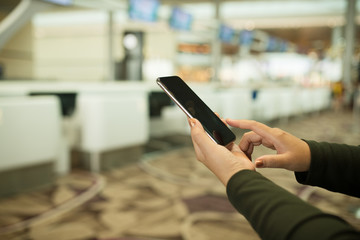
[
  {"x1": 295, "y1": 141, "x2": 360, "y2": 197},
  {"x1": 227, "y1": 170, "x2": 359, "y2": 240}
]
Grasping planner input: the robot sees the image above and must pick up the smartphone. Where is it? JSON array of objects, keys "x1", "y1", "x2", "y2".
[{"x1": 156, "y1": 76, "x2": 236, "y2": 146}]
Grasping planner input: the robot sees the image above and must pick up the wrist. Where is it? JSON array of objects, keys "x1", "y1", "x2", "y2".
[
  {"x1": 218, "y1": 162, "x2": 254, "y2": 186},
  {"x1": 300, "y1": 140, "x2": 311, "y2": 172}
]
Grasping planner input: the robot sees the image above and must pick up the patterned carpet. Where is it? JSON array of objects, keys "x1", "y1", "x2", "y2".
[{"x1": 0, "y1": 110, "x2": 359, "y2": 240}]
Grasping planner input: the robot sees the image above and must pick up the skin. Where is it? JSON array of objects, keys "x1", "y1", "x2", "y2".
[
  {"x1": 226, "y1": 119, "x2": 311, "y2": 172},
  {"x1": 188, "y1": 118, "x2": 311, "y2": 186},
  {"x1": 189, "y1": 118, "x2": 255, "y2": 185}
]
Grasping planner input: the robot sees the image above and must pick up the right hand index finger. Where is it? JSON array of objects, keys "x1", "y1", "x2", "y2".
[{"x1": 226, "y1": 119, "x2": 276, "y2": 141}]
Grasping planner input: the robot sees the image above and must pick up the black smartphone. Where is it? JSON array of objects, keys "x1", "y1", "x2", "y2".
[{"x1": 156, "y1": 75, "x2": 236, "y2": 146}]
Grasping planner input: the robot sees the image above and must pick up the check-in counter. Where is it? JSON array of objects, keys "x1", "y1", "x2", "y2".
[
  {"x1": 252, "y1": 86, "x2": 331, "y2": 121},
  {"x1": 76, "y1": 83, "x2": 149, "y2": 172},
  {"x1": 219, "y1": 87, "x2": 253, "y2": 120},
  {"x1": 253, "y1": 87, "x2": 281, "y2": 121},
  {"x1": 0, "y1": 81, "x2": 331, "y2": 174},
  {"x1": 0, "y1": 81, "x2": 150, "y2": 173},
  {"x1": 0, "y1": 96, "x2": 63, "y2": 196},
  {"x1": 299, "y1": 87, "x2": 331, "y2": 114}
]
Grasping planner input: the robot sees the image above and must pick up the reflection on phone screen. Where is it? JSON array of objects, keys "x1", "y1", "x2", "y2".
[{"x1": 157, "y1": 76, "x2": 236, "y2": 146}]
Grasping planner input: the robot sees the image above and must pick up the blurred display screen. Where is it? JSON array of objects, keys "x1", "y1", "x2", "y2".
[
  {"x1": 267, "y1": 37, "x2": 288, "y2": 52},
  {"x1": 219, "y1": 24, "x2": 234, "y2": 43},
  {"x1": 42, "y1": 0, "x2": 73, "y2": 5},
  {"x1": 129, "y1": 0, "x2": 160, "y2": 22},
  {"x1": 239, "y1": 30, "x2": 253, "y2": 46},
  {"x1": 266, "y1": 37, "x2": 278, "y2": 52},
  {"x1": 169, "y1": 7, "x2": 193, "y2": 31}
]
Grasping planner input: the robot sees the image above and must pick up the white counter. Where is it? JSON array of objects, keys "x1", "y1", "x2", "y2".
[{"x1": 0, "y1": 80, "x2": 331, "y2": 172}]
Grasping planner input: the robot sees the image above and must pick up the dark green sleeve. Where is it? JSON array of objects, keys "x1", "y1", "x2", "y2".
[
  {"x1": 295, "y1": 141, "x2": 360, "y2": 197},
  {"x1": 226, "y1": 170, "x2": 360, "y2": 240}
]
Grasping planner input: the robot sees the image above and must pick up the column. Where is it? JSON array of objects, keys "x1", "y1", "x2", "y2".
[
  {"x1": 212, "y1": 0, "x2": 221, "y2": 82},
  {"x1": 343, "y1": 0, "x2": 357, "y2": 100},
  {"x1": 107, "y1": 11, "x2": 115, "y2": 81}
]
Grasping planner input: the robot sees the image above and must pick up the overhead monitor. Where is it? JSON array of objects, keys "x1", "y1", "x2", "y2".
[
  {"x1": 41, "y1": 0, "x2": 73, "y2": 6},
  {"x1": 239, "y1": 30, "x2": 253, "y2": 46},
  {"x1": 219, "y1": 24, "x2": 234, "y2": 43},
  {"x1": 169, "y1": 7, "x2": 192, "y2": 31},
  {"x1": 129, "y1": 0, "x2": 160, "y2": 22}
]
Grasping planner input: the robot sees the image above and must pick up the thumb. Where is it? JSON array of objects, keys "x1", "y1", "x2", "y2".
[
  {"x1": 189, "y1": 118, "x2": 216, "y2": 149},
  {"x1": 255, "y1": 154, "x2": 288, "y2": 169},
  {"x1": 189, "y1": 118, "x2": 217, "y2": 163}
]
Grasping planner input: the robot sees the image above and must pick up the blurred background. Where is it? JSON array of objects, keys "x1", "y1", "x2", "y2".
[{"x1": 0, "y1": 0, "x2": 359, "y2": 239}]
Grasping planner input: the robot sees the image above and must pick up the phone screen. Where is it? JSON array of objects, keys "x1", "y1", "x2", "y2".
[{"x1": 157, "y1": 76, "x2": 236, "y2": 146}]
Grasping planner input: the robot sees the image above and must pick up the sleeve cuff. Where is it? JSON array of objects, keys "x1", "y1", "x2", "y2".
[
  {"x1": 294, "y1": 140, "x2": 320, "y2": 185},
  {"x1": 295, "y1": 171, "x2": 309, "y2": 183}
]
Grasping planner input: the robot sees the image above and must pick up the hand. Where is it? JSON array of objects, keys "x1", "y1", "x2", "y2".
[
  {"x1": 189, "y1": 118, "x2": 255, "y2": 186},
  {"x1": 226, "y1": 119, "x2": 311, "y2": 172}
]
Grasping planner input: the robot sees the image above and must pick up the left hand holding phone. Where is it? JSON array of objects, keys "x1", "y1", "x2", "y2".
[{"x1": 189, "y1": 118, "x2": 255, "y2": 186}]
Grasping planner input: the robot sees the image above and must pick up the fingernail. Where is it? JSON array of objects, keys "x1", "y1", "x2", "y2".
[
  {"x1": 189, "y1": 119, "x2": 196, "y2": 127},
  {"x1": 255, "y1": 160, "x2": 264, "y2": 168}
]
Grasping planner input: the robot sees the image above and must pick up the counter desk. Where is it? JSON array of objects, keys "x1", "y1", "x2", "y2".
[{"x1": 0, "y1": 81, "x2": 331, "y2": 176}]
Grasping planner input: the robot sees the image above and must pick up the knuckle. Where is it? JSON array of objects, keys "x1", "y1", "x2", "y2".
[
  {"x1": 243, "y1": 131, "x2": 253, "y2": 138},
  {"x1": 272, "y1": 127, "x2": 287, "y2": 138}
]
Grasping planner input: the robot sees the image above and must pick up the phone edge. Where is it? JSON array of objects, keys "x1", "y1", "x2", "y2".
[
  {"x1": 156, "y1": 78, "x2": 194, "y2": 119},
  {"x1": 156, "y1": 77, "x2": 219, "y2": 145}
]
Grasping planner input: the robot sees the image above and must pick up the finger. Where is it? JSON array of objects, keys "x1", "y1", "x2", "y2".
[
  {"x1": 214, "y1": 112, "x2": 227, "y2": 125},
  {"x1": 189, "y1": 118, "x2": 206, "y2": 161},
  {"x1": 239, "y1": 132, "x2": 263, "y2": 159},
  {"x1": 192, "y1": 138, "x2": 205, "y2": 162},
  {"x1": 228, "y1": 143, "x2": 252, "y2": 161},
  {"x1": 255, "y1": 154, "x2": 289, "y2": 169},
  {"x1": 238, "y1": 131, "x2": 263, "y2": 153},
  {"x1": 245, "y1": 142, "x2": 254, "y2": 160},
  {"x1": 187, "y1": 118, "x2": 192, "y2": 129},
  {"x1": 189, "y1": 118, "x2": 217, "y2": 157},
  {"x1": 227, "y1": 142, "x2": 239, "y2": 152},
  {"x1": 226, "y1": 119, "x2": 276, "y2": 142}
]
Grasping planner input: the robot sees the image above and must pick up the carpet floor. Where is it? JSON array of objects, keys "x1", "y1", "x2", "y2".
[{"x1": 0, "y1": 110, "x2": 359, "y2": 240}]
